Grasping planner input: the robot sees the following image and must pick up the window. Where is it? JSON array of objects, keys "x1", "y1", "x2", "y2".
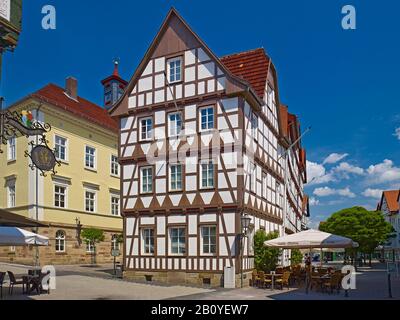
[
  {"x1": 200, "y1": 107, "x2": 214, "y2": 131},
  {"x1": 7, "y1": 137, "x2": 16, "y2": 161},
  {"x1": 86, "y1": 241, "x2": 95, "y2": 253},
  {"x1": 168, "y1": 112, "x2": 182, "y2": 137},
  {"x1": 201, "y1": 161, "x2": 214, "y2": 189},
  {"x1": 262, "y1": 172, "x2": 268, "y2": 199},
  {"x1": 85, "y1": 190, "x2": 96, "y2": 212},
  {"x1": 9, "y1": 246, "x2": 16, "y2": 253},
  {"x1": 8, "y1": 183, "x2": 16, "y2": 208},
  {"x1": 140, "y1": 117, "x2": 153, "y2": 141},
  {"x1": 169, "y1": 227, "x2": 186, "y2": 255},
  {"x1": 55, "y1": 136, "x2": 67, "y2": 161},
  {"x1": 169, "y1": 164, "x2": 182, "y2": 191},
  {"x1": 167, "y1": 57, "x2": 182, "y2": 83},
  {"x1": 54, "y1": 185, "x2": 67, "y2": 208},
  {"x1": 201, "y1": 226, "x2": 217, "y2": 255},
  {"x1": 142, "y1": 229, "x2": 155, "y2": 255},
  {"x1": 251, "y1": 112, "x2": 258, "y2": 140},
  {"x1": 111, "y1": 234, "x2": 120, "y2": 251},
  {"x1": 140, "y1": 167, "x2": 153, "y2": 194},
  {"x1": 55, "y1": 230, "x2": 66, "y2": 253},
  {"x1": 111, "y1": 196, "x2": 120, "y2": 216},
  {"x1": 85, "y1": 146, "x2": 96, "y2": 169},
  {"x1": 111, "y1": 155, "x2": 119, "y2": 176}
]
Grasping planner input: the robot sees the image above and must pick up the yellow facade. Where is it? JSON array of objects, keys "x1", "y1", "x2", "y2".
[{"x1": 0, "y1": 97, "x2": 122, "y2": 237}]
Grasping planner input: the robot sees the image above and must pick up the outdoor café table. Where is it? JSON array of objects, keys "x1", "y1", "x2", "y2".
[
  {"x1": 311, "y1": 274, "x2": 331, "y2": 292},
  {"x1": 23, "y1": 274, "x2": 41, "y2": 294},
  {"x1": 265, "y1": 273, "x2": 282, "y2": 291},
  {"x1": 28, "y1": 267, "x2": 42, "y2": 277}
]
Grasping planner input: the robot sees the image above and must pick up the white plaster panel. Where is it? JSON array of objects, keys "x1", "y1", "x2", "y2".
[
  {"x1": 154, "y1": 89, "x2": 165, "y2": 103},
  {"x1": 185, "y1": 84, "x2": 195, "y2": 97},
  {"x1": 138, "y1": 94, "x2": 144, "y2": 107},
  {"x1": 154, "y1": 57, "x2": 165, "y2": 73},
  {"x1": 168, "y1": 215, "x2": 186, "y2": 224},
  {"x1": 157, "y1": 216, "x2": 166, "y2": 235},
  {"x1": 217, "y1": 77, "x2": 226, "y2": 91},
  {"x1": 198, "y1": 81, "x2": 205, "y2": 95},
  {"x1": 219, "y1": 237, "x2": 227, "y2": 255},
  {"x1": 126, "y1": 218, "x2": 135, "y2": 236},
  {"x1": 128, "y1": 96, "x2": 136, "y2": 109},
  {"x1": 198, "y1": 62, "x2": 214, "y2": 79},
  {"x1": 154, "y1": 73, "x2": 165, "y2": 89},
  {"x1": 156, "y1": 179, "x2": 166, "y2": 193},
  {"x1": 197, "y1": 48, "x2": 210, "y2": 62},
  {"x1": 123, "y1": 145, "x2": 134, "y2": 158},
  {"x1": 185, "y1": 175, "x2": 197, "y2": 191},
  {"x1": 185, "y1": 66, "x2": 195, "y2": 82},
  {"x1": 185, "y1": 104, "x2": 197, "y2": 120},
  {"x1": 123, "y1": 164, "x2": 134, "y2": 179},
  {"x1": 120, "y1": 117, "x2": 133, "y2": 131},
  {"x1": 141, "y1": 217, "x2": 155, "y2": 225},
  {"x1": 188, "y1": 215, "x2": 197, "y2": 234},
  {"x1": 138, "y1": 76, "x2": 152, "y2": 92},
  {"x1": 154, "y1": 110, "x2": 165, "y2": 125},
  {"x1": 125, "y1": 238, "x2": 132, "y2": 255},
  {"x1": 175, "y1": 84, "x2": 182, "y2": 99},
  {"x1": 157, "y1": 238, "x2": 165, "y2": 255},
  {"x1": 185, "y1": 49, "x2": 196, "y2": 65},
  {"x1": 223, "y1": 212, "x2": 236, "y2": 234},
  {"x1": 142, "y1": 61, "x2": 153, "y2": 76},
  {"x1": 207, "y1": 79, "x2": 215, "y2": 93},
  {"x1": 199, "y1": 213, "x2": 217, "y2": 223},
  {"x1": 185, "y1": 156, "x2": 197, "y2": 173},
  {"x1": 189, "y1": 237, "x2": 197, "y2": 256}
]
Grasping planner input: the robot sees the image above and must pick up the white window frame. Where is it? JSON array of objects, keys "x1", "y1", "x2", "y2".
[
  {"x1": 7, "y1": 182, "x2": 16, "y2": 208},
  {"x1": 140, "y1": 166, "x2": 153, "y2": 194},
  {"x1": 55, "y1": 230, "x2": 66, "y2": 253},
  {"x1": 248, "y1": 162, "x2": 256, "y2": 193},
  {"x1": 167, "y1": 56, "x2": 183, "y2": 84},
  {"x1": 169, "y1": 164, "x2": 183, "y2": 191},
  {"x1": 169, "y1": 227, "x2": 186, "y2": 256},
  {"x1": 168, "y1": 112, "x2": 183, "y2": 137},
  {"x1": 54, "y1": 183, "x2": 68, "y2": 209},
  {"x1": 84, "y1": 145, "x2": 97, "y2": 170},
  {"x1": 200, "y1": 160, "x2": 215, "y2": 189},
  {"x1": 110, "y1": 154, "x2": 119, "y2": 177},
  {"x1": 84, "y1": 189, "x2": 97, "y2": 213},
  {"x1": 199, "y1": 106, "x2": 215, "y2": 132},
  {"x1": 200, "y1": 225, "x2": 217, "y2": 256},
  {"x1": 54, "y1": 135, "x2": 68, "y2": 162},
  {"x1": 141, "y1": 228, "x2": 155, "y2": 255},
  {"x1": 139, "y1": 117, "x2": 153, "y2": 141},
  {"x1": 7, "y1": 136, "x2": 16, "y2": 161},
  {"x1": 110, "y1": 195, "x2": 120, "y2": 216}
]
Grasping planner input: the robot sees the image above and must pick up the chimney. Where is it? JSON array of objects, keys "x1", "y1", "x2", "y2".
[{"x1": 65, "y1": 77, "x2": 78, "y2": 100}]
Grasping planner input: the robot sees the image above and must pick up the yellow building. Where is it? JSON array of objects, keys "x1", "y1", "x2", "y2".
[{"x1": 0, "y1": 76, "x2": 123, "y2": 265}]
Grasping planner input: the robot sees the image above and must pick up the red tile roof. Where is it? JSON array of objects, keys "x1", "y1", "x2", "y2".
[
  {"x1": 32, "y1": 84, "x2": 118, "y2": 132},
  {"x1": 220, "y1": 48, "x2": 270, "y2": 100},
  {"x1": 380, "y1": 190, "x2": 400, "y2": 213}
]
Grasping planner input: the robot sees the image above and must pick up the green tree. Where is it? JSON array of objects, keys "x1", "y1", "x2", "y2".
[
  {"x1": 319, "y1": 207, "x2": 393, "y2": 266},
  {"x1": 254, "y1": 230, "x2": 280, "y2": 272},
  {"x1": 290, "y1": 249, "x2": 303, "y2": 266},
  {"x1": 81, "y1": 228, "x2": 105, "y2": 265}
]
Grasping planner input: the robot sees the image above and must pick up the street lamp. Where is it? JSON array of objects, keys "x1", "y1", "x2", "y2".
[{"x1": 240, "y1": 213, "x2": 251, "y2": 288}]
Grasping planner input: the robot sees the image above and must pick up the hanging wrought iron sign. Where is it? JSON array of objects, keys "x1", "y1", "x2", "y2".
[{"x1": 25, "y1": 135, "x2": 61, "y2": 177}]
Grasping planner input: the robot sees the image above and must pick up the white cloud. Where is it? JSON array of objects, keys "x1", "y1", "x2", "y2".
[
  {"x1": 394, "y1": 128, "x2": 400, "y2": 140},
  {"x1": 306, "y1": 161, "x2": 335, "y2": 185},
  {"x1": 313, "y1": 186, "x2": 356, "y2": 198},
  {"x1": 366, "y1": 159, "x2": 400, "y2": 185},
  {"x1": 323, "y1": 153, "x2": 349, "y2": 165},
  {"x1": 334, "y1": 162, "x2": 364, "y2": 176},
  {"x1": 361, "y1": 188, "x2": 383, "y2": 199},
  {"x1": 309, "y1": 197, "x2": 320, "y2": 206}
]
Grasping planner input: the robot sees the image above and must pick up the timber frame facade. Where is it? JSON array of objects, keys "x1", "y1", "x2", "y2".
[{"x1": 110, "y1": 8, "x2": 309, "y2": 287}]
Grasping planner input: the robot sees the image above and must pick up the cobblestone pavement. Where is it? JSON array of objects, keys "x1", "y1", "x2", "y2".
[
  {"x1": 0, "y1": 263, "x2": 214, "y2": 300},
  {"x1": 1, "y1": 262, "x2": 399, "y2": 300}
]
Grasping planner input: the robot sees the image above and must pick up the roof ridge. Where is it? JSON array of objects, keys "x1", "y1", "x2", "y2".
[{"x1": 220, "y1": 47, "x2": 268, "y2": 59}]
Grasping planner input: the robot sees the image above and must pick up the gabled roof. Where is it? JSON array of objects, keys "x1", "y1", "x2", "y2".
[
  {"x1": 109, "y1": 7, "x2": 265, "y2": 117},
  {"x1": 220, "y1": 48, "x2": 270, "y2": 100},
  {"x1": 26, "y1": 84, "x2": 118, "y2": 132},
  {"x1": 378, "y1": 190, "x2": 400, "y2": 213}
]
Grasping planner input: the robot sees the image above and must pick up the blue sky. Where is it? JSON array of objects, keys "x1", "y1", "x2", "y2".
[{"x1": 2, "y1": 0, "x2": 400, "y2": 227}]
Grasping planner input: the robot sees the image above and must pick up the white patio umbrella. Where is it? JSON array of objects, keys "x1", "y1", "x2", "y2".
[
  {"x1": 0, "y1": 227, "x2": 49, "y2": 246},
  {"x1": 264, "y1": 229, "x2": 358, "y2": 249}
]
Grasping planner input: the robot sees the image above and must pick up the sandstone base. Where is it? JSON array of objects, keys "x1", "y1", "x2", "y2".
[{"x1": 123, "y1": 270, "x2": 253, "y2": 288}]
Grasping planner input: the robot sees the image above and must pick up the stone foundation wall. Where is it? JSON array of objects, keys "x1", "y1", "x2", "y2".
[
  {"x1": 0, "y1": 226, "x2": 123, "y2": 266},
  {"x1": 123, "y1": 270, "x2": 253, "y2": 288}
]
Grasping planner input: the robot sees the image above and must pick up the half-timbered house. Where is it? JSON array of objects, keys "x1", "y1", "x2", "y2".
[{"x1": 109, "y1": 8, "x2": 309, "y2": 287}]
